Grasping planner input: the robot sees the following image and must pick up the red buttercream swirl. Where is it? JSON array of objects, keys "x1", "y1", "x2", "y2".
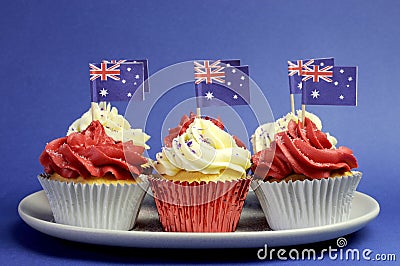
[
  {"x1": 251, "y1": 117, "x2": 358, "y2": 180},
  {"x1": 163, "y1": 112, "x2": 246, "y2": 149},
  {"x1": 39, "y1": 120, "x2": 148, "y2": 180}
]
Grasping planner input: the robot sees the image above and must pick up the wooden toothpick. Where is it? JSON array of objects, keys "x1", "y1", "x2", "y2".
[
  {"x1": 301, "y1": 104, "x2": 306, "y2": 124},
  {"x1": 290, "y1": 93, "x2": 295, "y2": 114}
]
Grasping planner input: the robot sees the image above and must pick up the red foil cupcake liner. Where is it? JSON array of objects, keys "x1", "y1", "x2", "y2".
[{"x1": 148, "y1": 176, "x2": 252, "y2": 232}]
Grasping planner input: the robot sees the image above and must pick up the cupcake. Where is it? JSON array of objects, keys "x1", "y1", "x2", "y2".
[
  {"x1": 149, "y1": 113, "x2": 252, "y2": 232},
  {"x1": 38, "y1": 103, "x2": 151, "y2": 230},
  {"x1": 250, "y1": 111, "x2": 361, "y2": 230}
]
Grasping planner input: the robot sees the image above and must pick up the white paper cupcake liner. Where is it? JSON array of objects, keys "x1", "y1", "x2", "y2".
[
  {"x1": 38, "y1": 174, "x2": 149, "y2": 230},
  {"x1": 251, "y1": 171, "x2": 362, "y2": 230}
]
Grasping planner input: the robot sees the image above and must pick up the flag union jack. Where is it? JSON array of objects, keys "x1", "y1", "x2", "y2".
[
  {"x1": 89, "y1": 62, "x2": 122, "y2": 81},
  {"x1": 302, "y1": 65, "x2": 333, "y2": 83},
  {"x1": 194, "y1": 60, "x2": 225, "y2": 84},
  {"x1": 287, "y1": 59, "x2": 315, "y2": 77}
]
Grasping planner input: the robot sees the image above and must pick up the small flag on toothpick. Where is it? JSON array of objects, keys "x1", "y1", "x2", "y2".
[
  {"x1": 194, "y1": 60, "x2": 250, "y2": 108},
  {"x1": 288, "y1": 57, "x2": 334, "y2": 113},
  {"x1": 90, "y1": 61, "x2": 145, "y2": 102},
  {"x1": 302, "y1": 66, "x2": 357, "y2": 106}
]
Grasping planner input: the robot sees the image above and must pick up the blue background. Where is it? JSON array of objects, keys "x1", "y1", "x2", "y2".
[{"x1": 1, "y1": 0, "x2": 399, "y2": 264}]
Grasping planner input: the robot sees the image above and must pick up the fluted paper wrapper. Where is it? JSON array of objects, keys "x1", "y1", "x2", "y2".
[
  {"x1": 38, "y1": 174, "x2": 149, "y2": 230},
  {"x1": 149, "y1": 176, "x2": 252, "y2": 232},
  {"x1": 251, "y1": 171, "x2": 362, "y2": 230}
]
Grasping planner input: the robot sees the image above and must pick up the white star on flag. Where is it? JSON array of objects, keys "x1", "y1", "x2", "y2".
[
  {"x1": 240, "y1": 76, "x2": 245, "y2": 80},
  {"x1": 339, "y1": 94, "x2": 344, "y2": 100},
  {"x1": 127, "y1": 67, "x2": 131, "y2": 72},
  {"x1": 127, "y1": 92, "x2": 132, "y2": 97},
  {"x1": 334, "y1": 81, "x2": 339, "y2": 86},
  {"x1": 311, "y1": 89, "x2": 320, "y2": 99},
  {"x1": 135, "y1": 74, "x2": 140, "y2": 79},
  {"x1": 340, "y1": 69, "x2": 345, "y2": 74},
  {"x1": 99, "y1": 88, "x2": 108, "y2": 97},
  {"x1": 122, "y1": 79, "x2": 126, "y2": 84},
  {"x1": 232, "y1": 69, "x2": 236, "y2": 73},
  {"x1": 348, "y1": 76, "x2": 353, "y2": 81},
  {"x1": 205, "y1": 91, "x2": 214, "y2": 100},
  {"x1": 233, "y1": 94, "x2": 238, "y2": 99},
  {"x1": 297, "y1": 82, "x2": 302, "y2": 89}
]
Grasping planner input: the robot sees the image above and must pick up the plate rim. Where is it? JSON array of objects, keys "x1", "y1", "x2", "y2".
[{"x1": 18, "y1": 190, "x2": 380, "y2": 248}]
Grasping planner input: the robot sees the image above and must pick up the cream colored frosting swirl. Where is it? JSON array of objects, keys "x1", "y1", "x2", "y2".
[
  {"x1": 251, "y1": 110, "x2": 337, "y2": 153},
  {"x1": 67, "y1": 102, "x2": 150, "y2": 149},
  {"x1": 155, "y1": 118, "x2": 251, "y2": 179}
]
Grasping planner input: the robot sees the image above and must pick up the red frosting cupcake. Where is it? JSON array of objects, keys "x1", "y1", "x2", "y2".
[
  {"x1": 252, "y1": 117, "x2": 358, "y2": 181},
  {"x1": 251, "y1": 114, "x2": 362, "y2": 230},
  {"x1": 38, "y1": 120, "x2": 150, "y2": 230}
]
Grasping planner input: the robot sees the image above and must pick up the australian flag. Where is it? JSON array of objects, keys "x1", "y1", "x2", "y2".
[
  {"x1": 103, "y1": 59, "x2": 150, "y2": 93},
  {"x1": 194, "y1": 60, "x2": 250, "y2": 107},
  {"x1": 302, "y1": 66, "x2": 357, "y2": 106},
  {"x1": 90, "y1": 61, "x2": 144, "y2": 102},
  {"x1": 288, "y1": 57, "x2": 334, "y2": 94}
]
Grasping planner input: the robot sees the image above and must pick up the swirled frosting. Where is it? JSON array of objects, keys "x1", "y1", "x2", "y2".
[
  {"x1": 163, "y1": 112, "x2": 197, "y2": 148},
  {"x1": 155, "y1": 117, "x2": 251, "y2": 180},
  {"x1": 251, "y1": 117, "x2": 358, "y2": 180},
  {"x1": 67, "y1": 102, "x2": 150, "y2": 149},
  {"x1": 251, "y1": 110, "x2": 337, "y2": 153},
  {"x1": 40, "y1": 120, "x2": 148, "y2": 180}
]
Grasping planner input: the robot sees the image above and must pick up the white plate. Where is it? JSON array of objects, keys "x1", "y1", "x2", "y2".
[{"x1": 18, "y1": 190, "x2": 379, "y2": 249}]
